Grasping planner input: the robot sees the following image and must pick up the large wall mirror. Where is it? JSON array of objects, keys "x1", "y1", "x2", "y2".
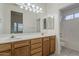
[
  {"x1": 11, "y1": 11, "x2": 23, "y2": 33},
  {"x1": 43, "y1": 16, "x2": 54, "y2": 30},
  {"x1": 0, "y1": 3, "x2": 45, "y2": 34}
]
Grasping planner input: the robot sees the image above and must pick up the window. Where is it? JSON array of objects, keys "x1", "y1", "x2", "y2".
[
  {"x1": 62, "y1": 5, "x2": 79, "y2": 20},
  {"x1": 14, "y1": 22, "x2": 17, "y2": 32},
  {"x1": 43, "y1": 18, "x2": 47, "y2": 29},
  {"x1": 11, "y1": 11, "x2": 23, "y2": 33},
  {"x1": 18, "y1": 23, "x2": 23, "y2": 32},
  {"x1": 74, "y1": 13, "x2": 79, "y2": 18},
  {"x1": 13, "y1": 23, "x2": 23, "y2": 33},
  {"x1": 64, "y1": 13, "x2": 79, "y2": 20},
  {"x1": 65, "y1": 14, "x2": 74, "y2": 20}
]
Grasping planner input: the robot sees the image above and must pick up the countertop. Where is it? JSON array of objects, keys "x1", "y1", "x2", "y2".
[{"x1": 0, "y1": 33, "x2": 56, "y2": 44}]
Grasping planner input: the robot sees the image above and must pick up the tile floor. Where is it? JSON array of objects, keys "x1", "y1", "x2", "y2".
[{"x1": 51, "y1": 46, "x2": 79, "y2": 56}]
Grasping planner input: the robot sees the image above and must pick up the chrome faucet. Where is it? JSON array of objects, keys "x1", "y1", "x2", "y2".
[{"x1": 11, "y1": 35, "x2": 15, "y2": 38}]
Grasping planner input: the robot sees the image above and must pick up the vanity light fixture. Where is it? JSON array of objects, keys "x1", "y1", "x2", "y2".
[{"x1": 16, "y1": 3, "x2": 43, "y2": 13}]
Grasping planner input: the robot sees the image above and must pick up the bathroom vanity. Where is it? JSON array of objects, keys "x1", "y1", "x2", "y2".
[
  {"x1": 0, "y1": 14, "x2": 55, "y2": 56},
  {"x1": 0, "y1": 35, "x2": 56, "y2": 56},
  {"x1": 0, "y1": 4, "x2": 56, "y2": 56}
]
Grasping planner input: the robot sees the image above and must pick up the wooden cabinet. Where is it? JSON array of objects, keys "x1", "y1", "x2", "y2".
[
  {"x1": 12, "y1": 40, "x2": 30, "y2": 56},
  {"x1": 0, "y1": 43, "x2": 11, "y2": 56},
  {"x1": 0, "y1": 35, "x2": 56, "y2": 56},
  {"x1": 43, "y1": 37, "x2": 50, "y2": 56},
  {"x1": 31, "y1": 38, "x2": 42, "y2": 56},
  {"x1": 14, "y1": 46, "x2": 30, "y2": 56},
  {"x1": 49, "y1": 36, "x2": 56, "y2": 54}
]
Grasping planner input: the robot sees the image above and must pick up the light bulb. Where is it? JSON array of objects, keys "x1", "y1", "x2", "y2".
[
  {"x1": 27, "y1": 3, "x2": 31, "y2": 6},
  {"x1": 50, "y1": 16, "x2": 54, "y2": 18},
  {"x1": 20, "y1": 6, "x2": 24, "y2": 9},
  {"x1": 36, "y1": 10, "x2": 39, "y2": 13},
  {"x1": 25, "y1": 7, "x2": 28, "y2": 10},
  {"x1": 40, "y1": 8, "x2": 42, "y2": 10},
  {"x1": 32, "y1": 4, "x2": 35, "y2": 8},
  {"x1": 29, "y1": 8, "x2": 32, "y2": 11},
  {"x1": 36, "y1": 6, "x2": 39, "y2": 10}
]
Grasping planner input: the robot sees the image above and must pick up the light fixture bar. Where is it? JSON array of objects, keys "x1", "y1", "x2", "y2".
[{"x1": 16, "y1": 3, "x2": 43, "y2": 13}]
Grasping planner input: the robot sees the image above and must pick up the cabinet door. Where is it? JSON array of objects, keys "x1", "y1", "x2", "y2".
[
  {"x1": 0, "y1": 50, "x2": 11, "y2": 56},
  {"x1": 43, "y1": 37, "x2": 49, "y2": 56},
  {"x1": 14, "y1": 46, "x2": 30, "y2": 56},
  {"x1": 49, "y1": 36, "x2": 55, "y2": 54},
  {"x1": 26, "y1": 46, "x2": 30, "y2": 56}
]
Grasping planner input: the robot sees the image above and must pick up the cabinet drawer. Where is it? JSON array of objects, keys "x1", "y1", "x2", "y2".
[
  {"x1": 32, "y1": 52, "x2": 42, "y2": 56},
  {"x1": 43, "y1": 37, "x2": 49, "y2": 41},
  {"x1": 43, "y1": 38, "x2": 50, "y2": 56},
  {"x1": 13, "y1": 40, "x2": 30, "y2": 48},
  {"x1": 49, "y1": 36, "x2": 56, "y2": 39},
  {"x1": 0, "y1": 43, "x2": 11, "y2": 52},
  {"x1": 31, "y1": 47, "x2": 42, "y2": 55},
  {"x1": 0, "y1": 50, "x2": 11, "y2": 56},
  {"x1": 31, "y1": 38, "x2": 42, "y2": 44},
  {"x1": 50, "y1": 39, "x2": 55, "y2": 53},
  {"x1": 31, "y1": 43, "x2": 42, "y2": 50}
]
